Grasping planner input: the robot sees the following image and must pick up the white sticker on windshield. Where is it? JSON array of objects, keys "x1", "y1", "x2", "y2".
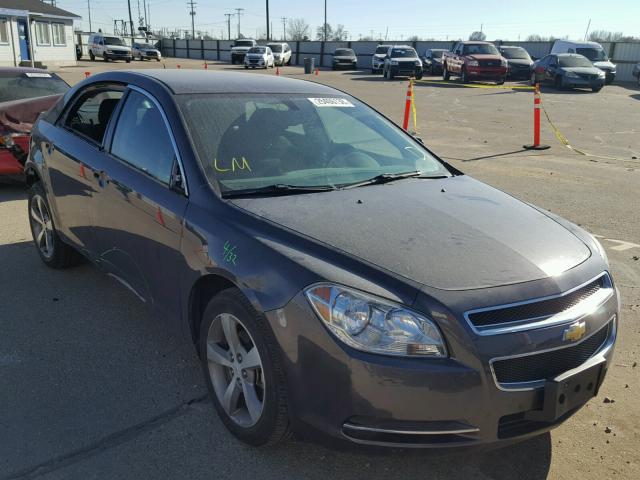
[
  {"x1": 308, "y1": 97, "x2": 354, "y2": 107},
  {"x1": 25, "y1": 72, "x2": 52, "y2": 78}
]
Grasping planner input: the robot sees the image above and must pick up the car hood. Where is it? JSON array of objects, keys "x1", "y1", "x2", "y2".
[
  {"x1": 0, "y1": 94, "x2": 62, "y2": 136},
  {"x1": 107, "y1": 46, "x2": 131, "y2": 52},
  {"x1": 392, "y1": 58, "x2": 419, "y2": 62},
  {"x1": 506, "y1": 59, "x2": 532, "y2": 67},
  {"x1": 230, "y1": 176, "x2": 591, "y2": 290},
  {"x1": 467, "y1": 54, "x2": 501, "y2": 61},
  {"x1": 563, "y1": 66, "x2": 603, "y2": 75},
  {"x1": 593, "y1": 60, "x2": 615, "y2": 71}
]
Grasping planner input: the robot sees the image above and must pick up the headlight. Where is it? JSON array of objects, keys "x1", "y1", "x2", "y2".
[
  {"x1": 305, "y1": 284, "x2": 447, "y2": 357},
  {"x1": 415, "y1": 60, "x2": 421, "y2": 66},
  {"x1": 106, "y1": 50, "x2": 113, "y2": 54},
  {"x1": 598, "y1": 71, "x2": 606, "y2": 78},
  {"x1": 501, "y1": 58, "x2": 508, "y2": 67},
  {"x1": 565, "y1": 71, "x2": 579, "y2": 78},
  {"x1": 390, "y1": 60, "x2": 399, "y2": 65},
  {"x1": 467, "y1": 60, "x2": 479, "y2": 67}
]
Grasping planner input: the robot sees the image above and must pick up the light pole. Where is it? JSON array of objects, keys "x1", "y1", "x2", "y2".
[
  {"x1": 324, "y1": 0, "x2": 327, "y2": 41},
  {"x1": 265, "y1": 0, "x2": 269, "y2": 41}
]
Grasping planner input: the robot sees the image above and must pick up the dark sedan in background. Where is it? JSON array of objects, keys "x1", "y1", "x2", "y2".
[
  {"x1": 499, "y1": 45, "x2": 534, "y2": 79},
  {"x1": 0, "y1": 67, "x2": 69, "y2": 177},
  {"x1": 532, "y1": 53, "x2": 606, "y2": 92},
  {"x1": 25, "y1": 70, "x2": 618, "y2": 449},
  {"x1": 332, "y1": 48, "x2": 358, "y2": 70},
  {"x1": 422, "y1": 48, "x2": 447, "y2": 75}
]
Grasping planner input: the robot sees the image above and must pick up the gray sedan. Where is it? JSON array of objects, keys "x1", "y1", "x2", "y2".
[
  {"x1": 25, "y1": 70, "x2": 618, "y2": 449},
  {"x1": 531, "y1": 53, "x2": 606, "y2": 92}
]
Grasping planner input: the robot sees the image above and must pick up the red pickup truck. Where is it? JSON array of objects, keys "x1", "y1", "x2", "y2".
[{"x1": 442, "y1": 41, "x2": 508, "y2": 84}]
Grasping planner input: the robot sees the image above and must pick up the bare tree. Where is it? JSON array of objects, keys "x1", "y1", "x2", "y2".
[
  {"x1": 469, "y1": 31, "x2": 486, "y2": 41},
  {"x1": 316, "y1": 23, "x2": 333, "y2": 41},
  {"x1": 407, "y1": 35, "x2": 420, "y2": 42},
  {"x1": 588, "y1": 30, "x2": 624, "y2": 42},
  {"x1": 288, "y1": 18, "x2": 310, "y2": 41},
  {"x1": 333, "y1": 24, "x2": 348, "y2": 41}
]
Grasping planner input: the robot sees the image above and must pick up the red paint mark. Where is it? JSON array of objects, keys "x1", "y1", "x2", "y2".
[{"x1": 156, "y1": 206, "x2": 165, "y2": 226}]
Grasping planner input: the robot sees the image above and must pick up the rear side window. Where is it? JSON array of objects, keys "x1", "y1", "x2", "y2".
[
  {"x1": 65, "y1": 89, "x2": 123, "y2": 144},
  {"x1": 110, "y1": 90, "x2": 175, "y2": 184}
]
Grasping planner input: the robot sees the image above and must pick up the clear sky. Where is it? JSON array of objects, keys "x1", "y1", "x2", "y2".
[{"x1": 56, "y1": 0, "x2": 640, "y2": 41}]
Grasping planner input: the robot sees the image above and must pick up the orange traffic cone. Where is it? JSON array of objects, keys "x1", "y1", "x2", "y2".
[
  {"x1": 276, "y1": 66, "x2": 280, "y2": 76},
  {"x1": 84, "y1": 71, "x2": 90, "y2": 78},
  {"x1": 315, "y1": 67, "x2": 319, "y2": 76},
  {"x1": 204, "y1": 61, "x2": 208, "y2": 69},
  {"x1": 177, "y1": 64, "x2": 181, "y2": 69}
]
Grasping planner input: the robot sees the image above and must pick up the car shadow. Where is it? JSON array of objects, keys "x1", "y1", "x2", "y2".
[
  {"x1": 0, "y1": 180, "x2": 27, "y2": 202},
  {"x1": 630, "y1": 94, "x2": 640, "y2": 101},
  {"x1": 256, "y1": 431, "x2": 553, "y2": 480}
]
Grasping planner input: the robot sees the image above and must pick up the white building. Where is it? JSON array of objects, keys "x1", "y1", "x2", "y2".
[{"x1": 0, "y1": 0, "x2": 80, "y2": 67}]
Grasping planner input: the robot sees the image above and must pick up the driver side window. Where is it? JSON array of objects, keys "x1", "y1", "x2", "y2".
[{"x1": 64, "y1": 89, "x2": 123, "y2": 145}]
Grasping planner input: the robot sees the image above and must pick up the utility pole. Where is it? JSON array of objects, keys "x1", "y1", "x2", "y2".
[
  {"x1": 235, "y1": 8, "x2": 244, "y2": 38},
  {"x1": 127, "y1": 0, "x2": 134, "y2": 38},
  {"x1": 281, "y1": 17, "x2": 287, "y2": 41},
  {"x1": 225, "y1": 13, "x2": 233, "y2": 40},
  {"x1": 384, "y1": 26, "x2": 388, "y2": 41},
  {"x1": 187, "y1": 1, "x2": 196, "y2": 39},
  {"x1": 143, "y1": 0, "x2": 148, "y2": 29},
  {"x1": 584, "y1": 18, "x2": 591, "y2": 41},
  {"x1": 323, "y1": 0, "x2": 327, "y2": 41},
  {"x1": 265, "y1": 0, "x2": 270, "y2": 41},
  {"x1": 87, "y1": 0, "x2": 92, "y2": 32}
]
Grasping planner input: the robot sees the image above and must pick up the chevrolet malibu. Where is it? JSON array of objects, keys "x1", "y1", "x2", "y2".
[{"x1": 25, "y1": 70, "x2": 618, "y2": 448}]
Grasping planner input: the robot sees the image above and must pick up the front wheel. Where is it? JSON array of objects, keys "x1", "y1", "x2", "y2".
[
  {"x1": 443, "y1": 67, "x2": 450, "y2": 81},
  {"x1": 415, "y1": 72, "x2": 423, "y2": 80},
  {"x1": 28, "y1": 183, "x2": 82, "y2": 269},
  {"x1": 496, "y1": 77, "x2": 505, "y2": 85},
  {"x1": 461, "y1": 68, "x2": 469, "y2": 84},
  {"x1": 89, "y1": 51, "x2": 95, "y2": 61},
  {"x1": 199, "y1": 288, "x2": 291, "y2": 446}
]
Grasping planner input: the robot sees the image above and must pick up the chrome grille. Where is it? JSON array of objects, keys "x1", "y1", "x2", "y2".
[
  {"x1": 492, "y1": 321, "x2": 611, "y2": 386},
  {"x1": 465, "y1": 273, "x2": 612, "y2": 334}
]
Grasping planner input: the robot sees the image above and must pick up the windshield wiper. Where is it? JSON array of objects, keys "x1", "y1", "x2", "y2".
[
  {"x1": 222, "y1": 184, "x2": 337, "y2": 198},
  {"x1": 341, "y1": 171, "x2": 425, "y2": 189}
]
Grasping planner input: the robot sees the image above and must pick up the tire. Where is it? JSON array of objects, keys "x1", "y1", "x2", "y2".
[
  {"x1": 126, "y1": 59, "x2": 131, "y2": 63},
  {"x1": 496, "y1": 77, "x2": 505, "y2": 85},
  {"x1": 592, "y1": 86, "x2": 602, "y2": 92},
  {"x1": 28, "y1": 182, "x2": 82, "y2": 269},
  {"x1": 199, "y1": 288, "x2": 290, "y2": 447},
  {"x1": 156, "y1": 58, "x2": 161, "y2": 62},
  {"x1": 443, "y1": 67, "x2": 450, "y2": 81},
  {"x1": 461, "y1": 68, "x2": 469, "y2": 84},
  {"x1": 89, "y1": 51, "x2": 95, "y2": 61},
  {"x1": 415, "y1": 72, "x2": 423, "y2": 80},
  {"x1": 103, "y1": 54, "x2": 109, "y2": 62},
  {"x1": 244, "y1": 65, "x2": 248, "y2": 69},
  {"x1": 554, "y1": 76, "x2": 564, "y2": 90},
  {"x1": 530, "y1": 72, "x2": 537, "y2": 86}
]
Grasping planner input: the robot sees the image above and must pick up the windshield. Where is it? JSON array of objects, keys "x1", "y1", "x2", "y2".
[
  {"x1": 138, "y1": 43, "x2": 154, "y2": 49},
  {"x1": 236, "y1": 40, "x2": 255, "y2": 47},
  {"x1": 104, "y1": 37, "x2": 125, "y2": 46},
  {"x1": 178, "y1": 94, "x2": 450, "y2": 194},
  {"x1": 335, "y1": 49, "x2": 354, "y2": 56},
  {"x1": 248, "y1": 47, "x2": 266, "y2": 54},
  {"x1": 462, "y1": 43, "x2": 499, "y2": 55},
  {"x1": 375, "y1": 46, "x2": 389, "y2": 54},
  {"x1": 576, "y1": 47, "x2": 607, "y2": 62},
  {"x1": 391, "y1": 48, "x2": 418, "y2": 58},
  {"x1": 0, "y1": 73, "x2": 69, "y2": 102},
  {"x1": 558, "y1": 55, "x2": 593, "y2": 68},
  {"x1": 268, "y1": 44, "x2": 282, "y2": 52},
  {"x1": 500, "y1": 47, "x2": 530, "y2": 60},
  {"x1": 430, "y1": 50, "x2": 444, "y2": 58}
]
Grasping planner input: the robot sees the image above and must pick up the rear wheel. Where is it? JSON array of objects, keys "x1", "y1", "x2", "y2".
[
  {"x1": 443, "y1": 67, "x2": 450, "y2": 81},
  {"x1": 592, "y1": 86, "x2": 603, "y2": 92},
  {"x1": 28, "y1": 182, "x2": 82, "y2": 269},
  {"x1": 103, "y1": 54, "x2": 109, "y2": 62},
  {"x1": 89, "y1": 50, "x2": 95, "y2": 61},
  {"x1": 199, "y1": 288, "x2": 291, "y2": 446}
]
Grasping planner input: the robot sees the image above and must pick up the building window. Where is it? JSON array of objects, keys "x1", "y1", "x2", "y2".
[
  {"x1": 0, "y1": 18, "x2": 8, "y2": 44},
  {"x1": 52, "y1": 23, "x2": 66, "y2": 46},
  {"x1": 35, "y1": 21, "x2": 51, "y2": 46}
]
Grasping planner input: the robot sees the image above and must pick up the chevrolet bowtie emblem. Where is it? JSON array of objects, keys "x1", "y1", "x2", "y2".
[{"x1": 563, "y1": 321, "x2": 587, "y2": 342}]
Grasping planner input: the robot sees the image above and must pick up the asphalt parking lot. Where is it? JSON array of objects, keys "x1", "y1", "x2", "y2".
[{"x1": 1, "y1": 58, "x2": 639, "y2": 479}]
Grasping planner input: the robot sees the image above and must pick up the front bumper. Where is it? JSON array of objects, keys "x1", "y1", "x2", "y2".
[
  {"x1": 266, "y1": 279, "x2": 618, "y2": 448},
  {"x1": 507, "y1": 66, "x2": 531, "y2": 79},
  {"x1": 232, "y1": 52, "x2": 247, "y2": 62},
  {"x1": 390, "y1": 64, "x2": 423, "y2": 78},
  {"x1": 105, "y1": 52, "x2": 132, "y2": 61},
  {"x1": 467, "y1": 66, "x2": 508, "y2": 80},
  {"x1": 563, "y1": 76, "x2": 605, "y2": 89}
]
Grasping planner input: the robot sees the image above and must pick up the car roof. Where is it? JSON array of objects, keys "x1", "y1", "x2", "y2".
[
  {"x1": 87, "y1": 70, "x2": 341, "y2": 95},
  {"x1": 500, "y1": 45, "x2": 525, "y2": 49},
  {"x1": 0, "y1": 66, "x2": 52, "y2": 75},
  {"x1": 391, "y1": 45, "x2": 414, "y2": 49}
]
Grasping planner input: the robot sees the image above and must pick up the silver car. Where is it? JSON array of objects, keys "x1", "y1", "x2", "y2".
[{"x1": 132, "y1": 42, "x2": 162, "y2": 62}]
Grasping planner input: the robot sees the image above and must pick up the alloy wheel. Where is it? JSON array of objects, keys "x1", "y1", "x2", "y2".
[
  {"x1": 29, "y1": 195, "x2": 54, "y2": 259},
  {"x1": 206, "y1": 313, "x2": 265, "y2": 428}
]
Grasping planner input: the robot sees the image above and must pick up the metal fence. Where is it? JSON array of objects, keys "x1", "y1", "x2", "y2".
[{"x1": 160, "y1": 38, "x2": 640, "y2": 82}]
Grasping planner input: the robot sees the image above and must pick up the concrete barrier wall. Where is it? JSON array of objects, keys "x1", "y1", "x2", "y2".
[{"x1": 161, "y1": 39, "x2": 640, "y2": 82}]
